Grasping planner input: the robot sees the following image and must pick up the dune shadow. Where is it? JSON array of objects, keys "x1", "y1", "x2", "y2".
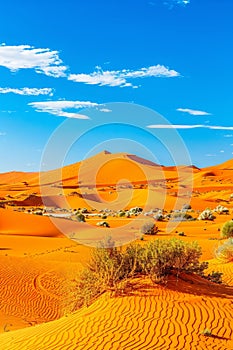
[
  {"x1": 168, "y1": 273, "x2": 233, "y2": 299},
  {"x1": 210, "y1": 334, "x2": 231, "y2": 341},
  {"x1": 115, "y1": 274, "x2": 233, "y2": 300}
]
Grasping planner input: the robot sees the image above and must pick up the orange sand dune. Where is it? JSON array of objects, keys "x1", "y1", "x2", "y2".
[
  {"x1": 0, "y1": 233, "x2": 91, "y2": 332},
  {"x1": 0, "y1": 256, "x2": 67, "y2": 332},
  {"x1": 0, "y1": 152, "x2": 233, "y2": 349},
  {"x1": 206, "y1": 260, "x2": 233, "y2": 286},
  {"x1": 0, "y1": 208, "x2": 62, "y2": 237},
  {"x1": 1, "y1": 151, "x2": 233, "y2": 213},
  {"x1": 0, "y1": 276, "x2": 232, "y2": 350},
  {"x1": 204, "y1": 158, "x2": 233, "y2": 171}
]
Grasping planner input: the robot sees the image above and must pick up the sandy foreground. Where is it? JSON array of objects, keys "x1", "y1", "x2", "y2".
[{"x1": 0, "y1": 152, "x2": 232, "y2": 349}]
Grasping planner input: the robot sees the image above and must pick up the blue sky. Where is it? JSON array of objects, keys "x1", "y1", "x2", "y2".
[{"x1": 0, "y1": 0, "x2": 232, "y2": 172}]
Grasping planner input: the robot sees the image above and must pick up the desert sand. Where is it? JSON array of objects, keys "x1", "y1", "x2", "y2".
[{"x1": 0, "y1": 151, "x2": 232, "y2": 349}]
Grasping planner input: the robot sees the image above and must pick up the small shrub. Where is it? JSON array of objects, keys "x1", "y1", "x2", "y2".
[
  {"x1": 124, "y1": 244, "x2": 145, "y2": 276},
  {"x1": 118, "y1": 211, "x2": 126, "y2": 217},
  {"x1": 101, "y1": 214, "x2": 108, "y2": 219},
  {"x1": 182, "y1": 204, "x2": 192, "y2": 210},
  {"x1": 141, "y1": 221, "x2": 158, "y2": 235},
  {"x1": 198, "y1": 209, "x2": 215, "y2": 221},
  {"x1": 214, "y1": 205, "x2": 229, "y2": 215},
  {"x1": 201, "y1": 328, "x2": 212, "y2": 337},
  {"x1": 76, "y1": 212, "x2": 86, "y2": 222},
  {"x1": 215, "y1": 238, "x2": 233, "y2": 262},
  {"x1": 140, "y1": 239, "x2": 206, "y2": 283},
  {"x1": 172, "y1": 212, "x2": 193, "y2": 221},
  {"x1": 96, "y1": 221, "x2": 110, "y2": 227},
  {"x1": 88, "y1": 240, "x2": 124, "y2": 288},
  {"x1": 129, "y1": 207, "x2": 143, "y2": 214},
  {"x1": 205, "y1": 271, "x2": 222, "y2": 284},
  {"x1": 178, "y1": 232, "x2": 186, "y2": 236},
  {"x1": 221, "y1": 221, "x2": 233, "y2": 238},
  {"x1": 154, "y1": 214, "x2": 164, "y2": 221},
  {"x1": 75, "y1": 268, "x2": 103, "y2": 307}
]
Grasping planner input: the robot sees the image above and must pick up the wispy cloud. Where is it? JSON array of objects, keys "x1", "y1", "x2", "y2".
[
  {"x1": 177, "y1": 108, "x2": 211, "y2": 116},
  {"x1": 148, "y1": 124, "x2": 202, "y2": 129},
  {"x1": 0, "y1": 87, "x2": 53, "y2": 96},
  {"x1": 28, "y1": 100, "x2": 99, "y2": 119},
  {"x1": 69, "y1": 65, "x2": 180, "y2": 88},
  {"x1": 164, "y1": 0, "x2": 190, "y2": 8},
  {"x1": 99, "y1": 108, "x2": 112, "y2": 113},
  {"x1": 147, "y1": 124, "x2": 233, "y2": 130},
  {"x1": 0, "y1": 43, "x2": 67, "y2": 77},
  {"x1": 0, "y1": 131, "x2": 6, "y2": 136},
  {"x1": 174, "y1": 0, "x2": 190, "y2": 5}
]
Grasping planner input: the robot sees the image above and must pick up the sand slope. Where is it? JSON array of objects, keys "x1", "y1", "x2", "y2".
[
  {"x1": 0, "y1": 275, "x2": 232, "y2": 350},
  {"x1": 0, "y1": 152, "x2": 233, "y2": 349}
]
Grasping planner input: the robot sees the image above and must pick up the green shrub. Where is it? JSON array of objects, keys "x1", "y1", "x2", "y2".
[
  {"x1": 141, "y1": 221, "x2": 158, "y2": 235},
  {"x1": 178, "y1": 232, "x2": 186, "y2": 236},
  {"x1": 74, "y1": 268, "x2": 103, "y2": 307},
  {"x1": 124, "y1": 244, "x2": 145, "y2": 276},
  {"x1": 215, "y1": 238, "x2": 233, "y2": 262},
  {"x1": 198, "y1": 209, "x2": 215, "y2": 221},
  {"x1": 74, "y1": 238, "x2": 208, "y2": 306},
  {"x1": 96, "y1": 221, "x2": 110, "y2": 227},
  {"x1": 129, "y1": 207, "x2": 143, "y2": 214},
  {"x1": 154, "y1": 214, "x2": 164, "y2": 221},
  {"x1": 141, "y1": 239, "x2": 206, "y2": 283},
  {"x1": 201, "y1": 328, "x2": 212, "y2": 337},
  {"x1": 76, "y1": 212, "x2": 86, "y2": 222},
  {"x1": 172, "y1": 212, "x2": 193, "y2": 221},
  {"x1": 214, "y1": 205, "x2": 229, "y2": 215},
  {"x1": 205, "y1": 271, "x2": 222, "y2": 284},
  {"x1": 87, "y1": 237, "x2": 127, "y2": 289},
  {"x1": 221, "y1": 221, "x2": 233, "y2": 238}
]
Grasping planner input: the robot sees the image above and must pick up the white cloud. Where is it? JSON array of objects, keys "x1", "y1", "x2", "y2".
[
  {"x1": 164, "y1": 0, "x2": 190, "y2": 7},
  {"x1": 0, "y1": 87, "x2": 53, "y2": 96},
  {"x1": 69, "y1": 64, "x2": 180, "y2": 87},
  {"x1": 69, "y1": 70, "x2": 127, "y2": 87},
  {"x1": 147, "y1": 124, "x2": 233, "y2": 130},
  {"x1": 0, "y1": 43, "x2": 67, "y2": 77},
  {"x1": 147, "y1": 124, "x2": 203, "y2": 129},
  {"x1": 99, "y1": 108, "x2": 112, "y2": 113},
  {"x1": 177, "y1": 108, "x2": 211, "y2": 116},
  {"x1": 28, "y1": 100, "x2": 99, "y2": 119},
  {"x1": 220, "y1": 150, "x2": 224, "y2": 153},
  {"x1": 175, "y1": 0, "x2": 190, "y2": 5},
  {"x1": 224, "y1": 134, "x2": 233, "y2": 137},
  {"x1": 205, "y1": 154, "x2": 216, "y2": 157},
  {"x1": 0, "y1": 132, "x2": 6, "y2": 136}
]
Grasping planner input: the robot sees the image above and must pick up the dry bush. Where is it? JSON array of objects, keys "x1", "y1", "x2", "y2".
[
  {"x1": 221, "y1": 221, "x2": 233, "y2": 238},
  {"x1": 74, "y1": 238, "x2": 209, "y2": 306},
  {"x1": 216, "y1": 238, "x2": 233, "y2": 262}
]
